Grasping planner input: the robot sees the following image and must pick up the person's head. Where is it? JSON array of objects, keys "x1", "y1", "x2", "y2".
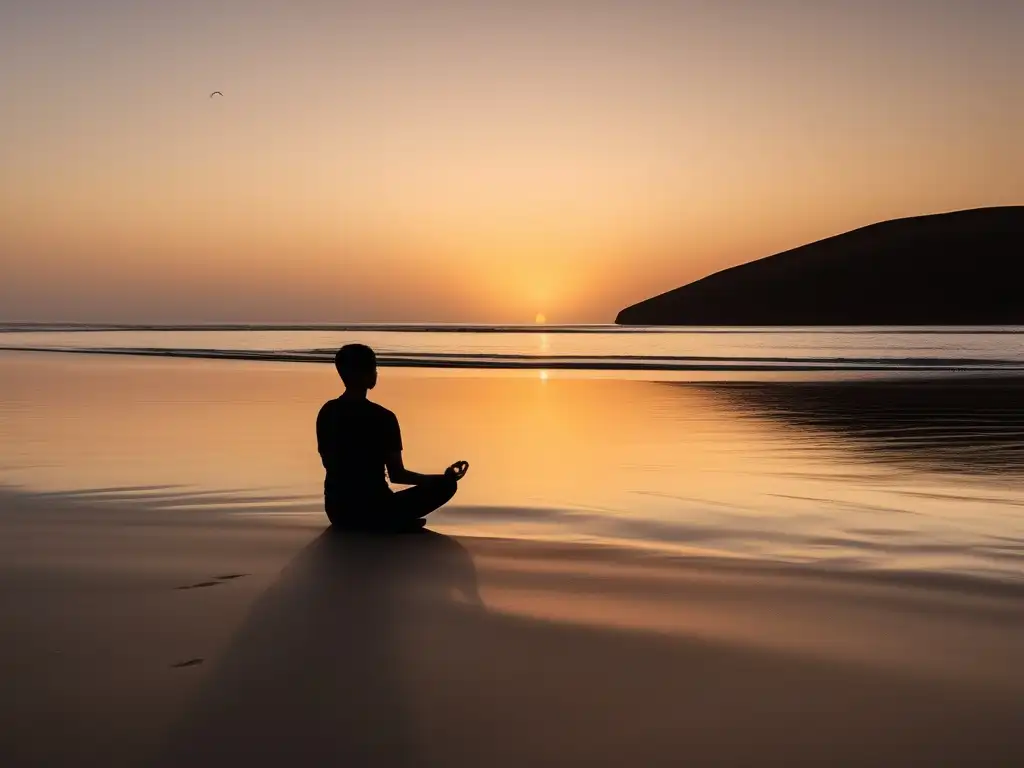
[{"x1": 334, "y1": 343, "x2": 378, "y2": 391}]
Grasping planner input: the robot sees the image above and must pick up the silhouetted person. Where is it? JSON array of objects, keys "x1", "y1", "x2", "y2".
[{"x1": 317, "y1": 343, "x2": 468, "y2": 529}]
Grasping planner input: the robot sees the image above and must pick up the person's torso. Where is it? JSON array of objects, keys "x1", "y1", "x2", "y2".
[{"x1": 317, "y1": 397, "x2": 397, "y2": 502}]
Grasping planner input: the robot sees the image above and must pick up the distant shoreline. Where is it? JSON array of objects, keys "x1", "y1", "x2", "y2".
[{"x1": 3, "y1": 322, "x2": 1024, "y2": 335}]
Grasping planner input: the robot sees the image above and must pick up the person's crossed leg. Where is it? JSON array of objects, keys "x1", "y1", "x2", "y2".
[{"x1": 386, "y1": 473, "x2": 459, "y2": 523}]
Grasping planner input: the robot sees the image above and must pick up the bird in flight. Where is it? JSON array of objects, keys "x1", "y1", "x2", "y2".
[{"x1": 209, "y1": 91, "x2": 223, "y2": 98}]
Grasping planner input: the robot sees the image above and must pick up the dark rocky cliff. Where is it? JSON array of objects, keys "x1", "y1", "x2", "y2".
[{"x1": 616, "y1": 207, "x2": 1024, "y2": 326}]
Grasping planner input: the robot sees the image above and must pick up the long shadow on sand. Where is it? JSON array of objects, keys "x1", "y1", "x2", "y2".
[
  {"x1": 153, "y1": 528, "x2": 482, "y2": 767},
  {"x1": 152, "y1": 524, "x2": 1024, "y2": 767}
]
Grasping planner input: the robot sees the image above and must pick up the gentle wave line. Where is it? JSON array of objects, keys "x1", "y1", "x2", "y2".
[{"x1": 5, "y1": 345, "x2": 1024, "y2": 372}]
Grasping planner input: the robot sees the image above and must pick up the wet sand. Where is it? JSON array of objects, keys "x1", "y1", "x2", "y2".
[{"x1": 2, "y1": 489, "x2": 1022, "y2": 767}]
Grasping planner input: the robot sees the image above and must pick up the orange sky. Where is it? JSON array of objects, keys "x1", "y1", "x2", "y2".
[{"x1": 2, "y1": 1, "x2": 1022, "y2": 323}]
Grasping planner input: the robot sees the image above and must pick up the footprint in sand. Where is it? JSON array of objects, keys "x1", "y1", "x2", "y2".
[
  {"x1": 174, "y1": 581, "x2": 220, "y2": 590},
  {"x1": 171, "y1": 658, "x2": 204, "y2": 668},
  {"x1": 174, "y1": 574, "x2": 248, "y2": 590}
]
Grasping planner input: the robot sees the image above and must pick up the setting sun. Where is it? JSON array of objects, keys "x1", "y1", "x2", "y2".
[{"x1": 535, "y1": 313, "x2": 547, "y2": 324}]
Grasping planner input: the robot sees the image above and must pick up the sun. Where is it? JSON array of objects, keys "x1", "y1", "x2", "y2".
[{"x1": 534, "y1": 312, "x2": 547, "y2": 324}]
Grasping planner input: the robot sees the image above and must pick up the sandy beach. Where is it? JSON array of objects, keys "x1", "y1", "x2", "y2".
[
  {"x1": 3, "y1": 350, "x2": 1024, "y2": 766},
  {"x1": 3, "y1": 487, "x2": 1022, "y2": 767}
]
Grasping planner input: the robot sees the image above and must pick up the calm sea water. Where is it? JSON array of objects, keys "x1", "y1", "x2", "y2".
[
  {"x1": 2, "y1": 325, "x2": 1023, "y2": 584},
  {"x1": 3, "y1": 323, "x2": 1024, "y2": 373}
]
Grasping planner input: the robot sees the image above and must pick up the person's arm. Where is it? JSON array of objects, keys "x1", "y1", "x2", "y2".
[
  {"x1": 384, "y1": 451, "x2": 445, "y2": 486},
  {"x1": 382, "y1": 413, "x2": 469, "y2": 485},
  {"x1": 382, "y1": 413, "x2": 439, "y2": 485},
  {"x1": 315, "y1": 403, "x2": 332, "y2": 469}
]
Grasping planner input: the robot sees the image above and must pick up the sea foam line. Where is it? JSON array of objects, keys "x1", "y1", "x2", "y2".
[{"x1": 4, "y1": 345, "x2": 1024, "y2": 372}]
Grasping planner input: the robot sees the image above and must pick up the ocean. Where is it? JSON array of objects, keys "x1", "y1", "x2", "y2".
[{"x1": 2, "y1": 324, "x2": 1023, "y2": 584}]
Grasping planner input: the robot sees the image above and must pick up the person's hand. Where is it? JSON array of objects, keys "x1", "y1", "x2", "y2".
[{"x1": 445, "y1": 460, "x2": 469, "y2": 481}]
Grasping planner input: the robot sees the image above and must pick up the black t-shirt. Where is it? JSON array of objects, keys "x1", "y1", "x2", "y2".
[{"x1": 316, "y1": 396, "x2": 402, "y2": 504}]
